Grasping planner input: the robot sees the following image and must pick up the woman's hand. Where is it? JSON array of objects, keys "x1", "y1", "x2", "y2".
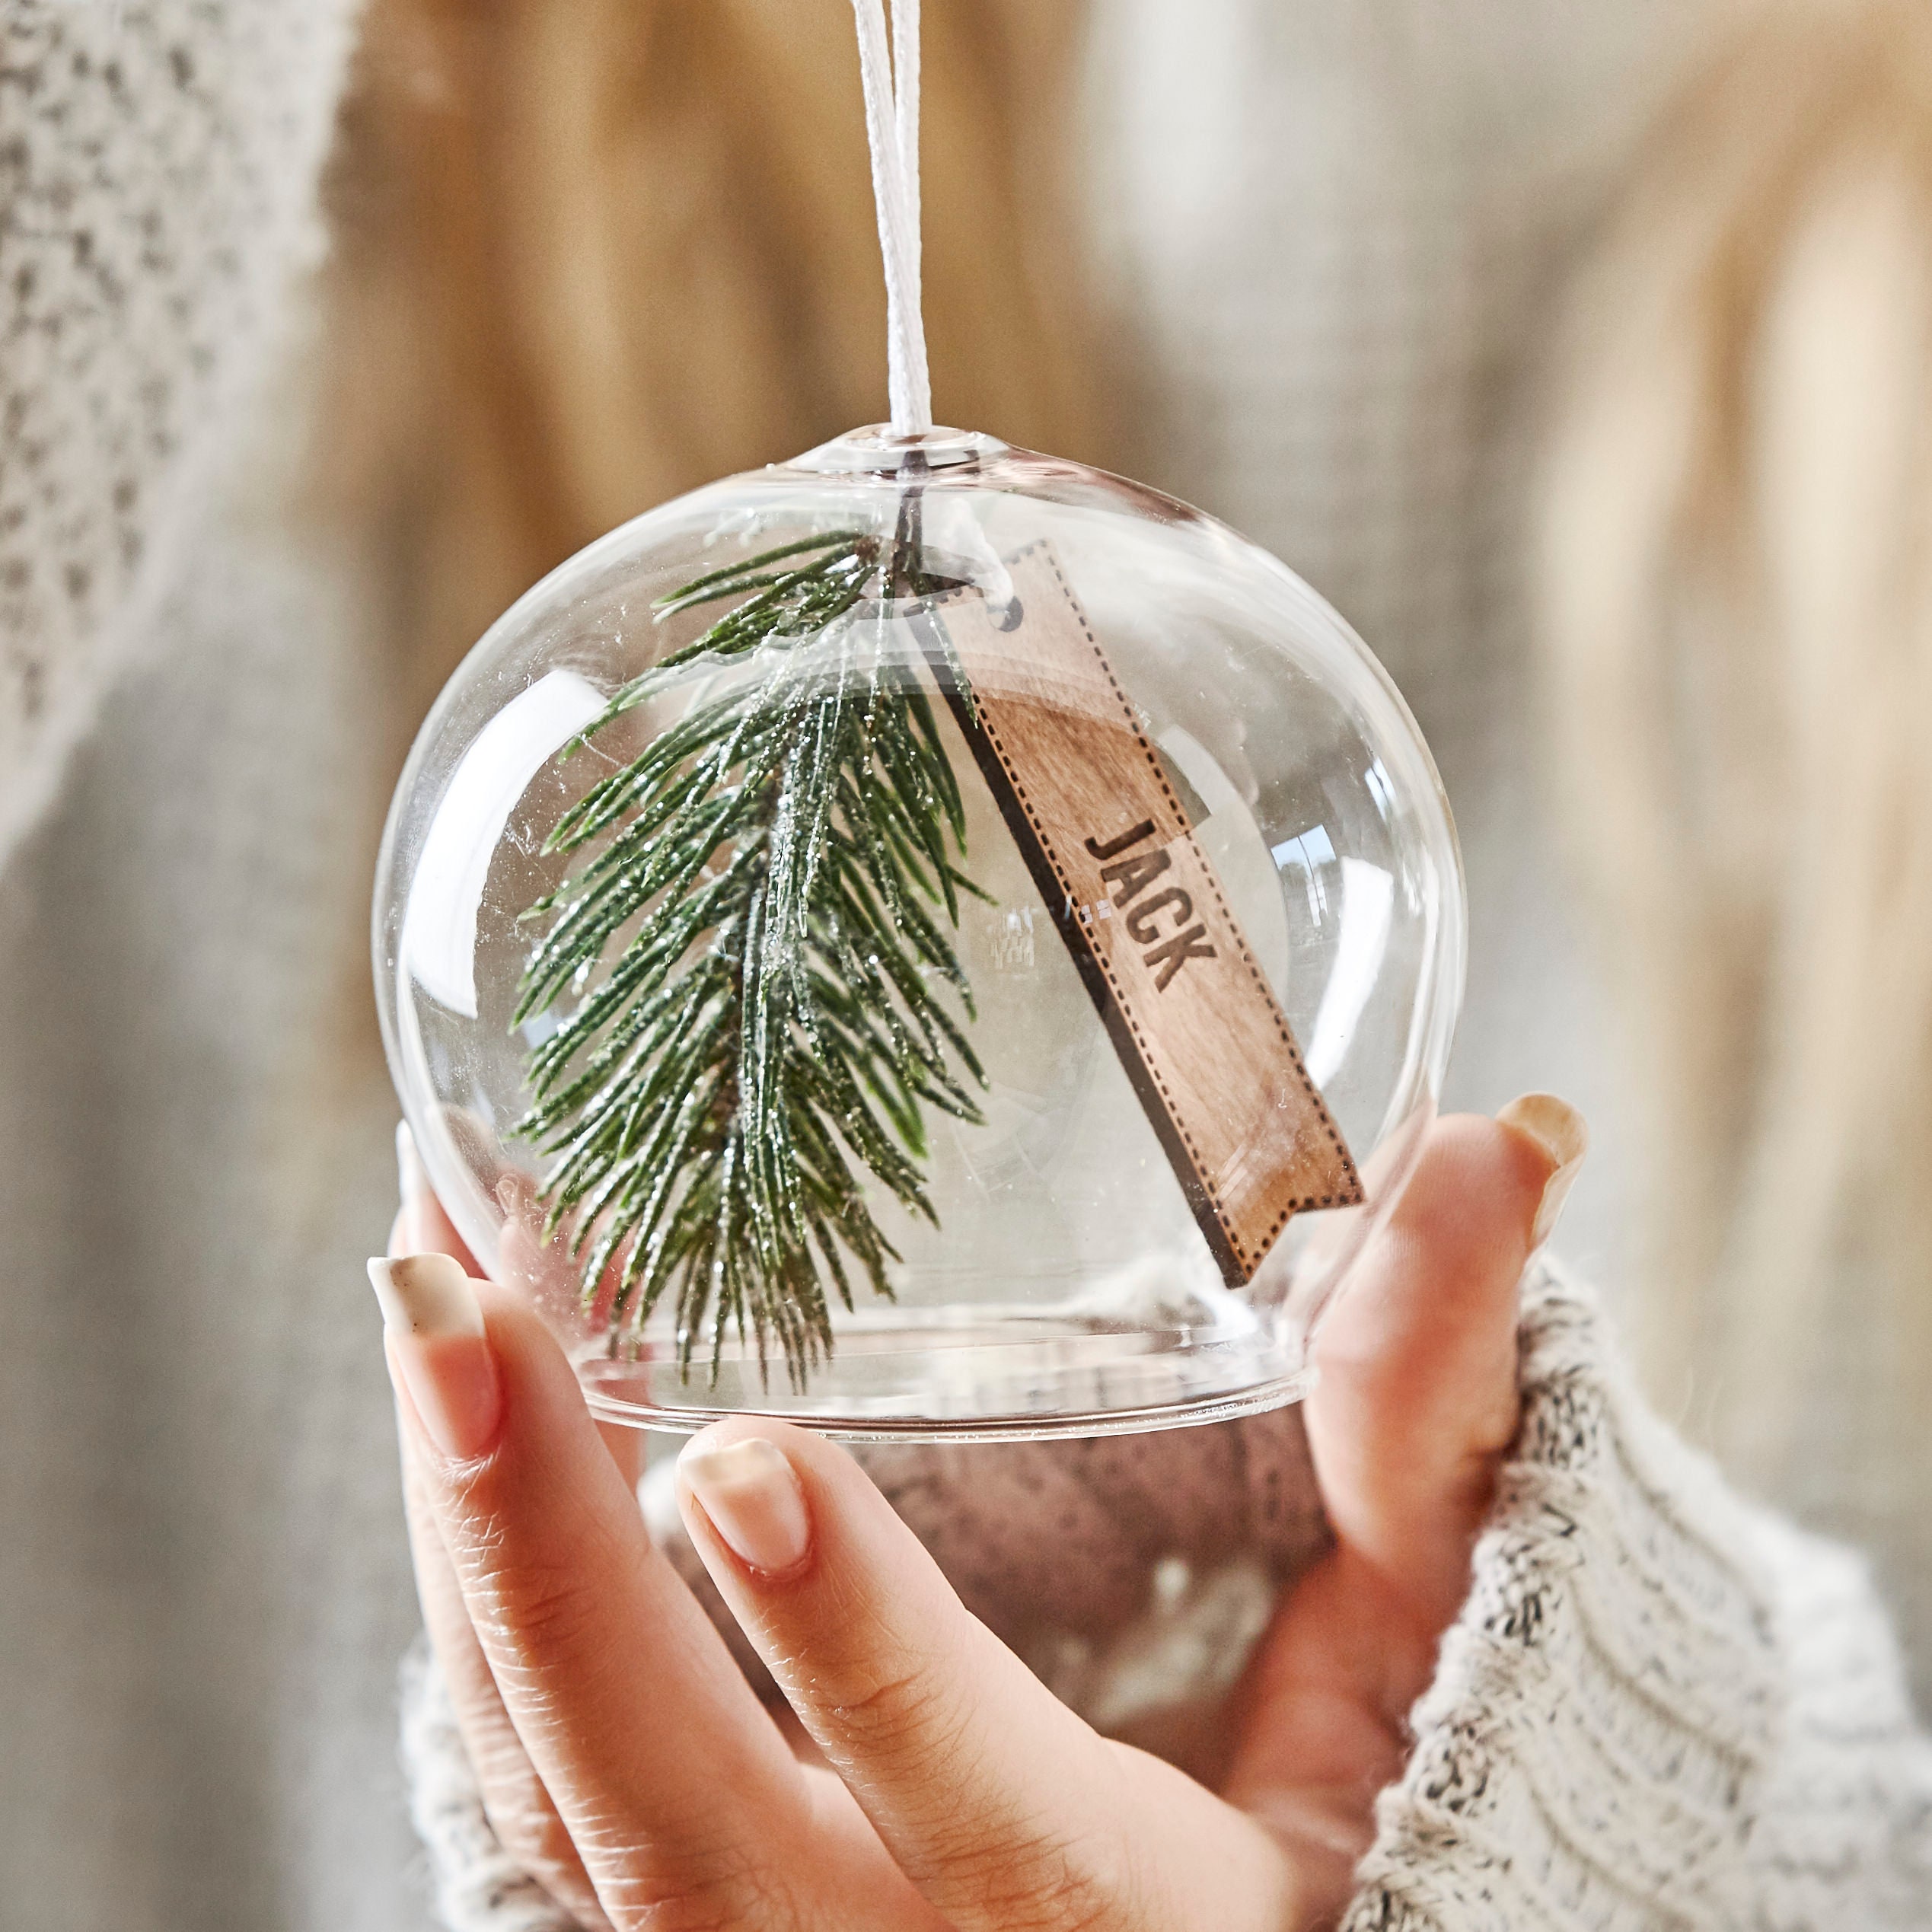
[{"x1": 375, "y1": 1100, "x2": 1582, "y2": 1932}]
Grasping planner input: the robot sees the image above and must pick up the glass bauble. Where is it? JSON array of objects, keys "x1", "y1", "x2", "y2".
[{"x1": 373, "y1": 426, "x2": 1463, "y2": 1439}]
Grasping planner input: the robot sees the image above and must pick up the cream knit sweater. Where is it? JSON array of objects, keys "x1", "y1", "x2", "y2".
[
  {"x1": 8, "y1": 4, "x2": 1932, "y2": 1930},
  {"x1": 0, "y1": 0, "x2": 359, "y2": 859}
]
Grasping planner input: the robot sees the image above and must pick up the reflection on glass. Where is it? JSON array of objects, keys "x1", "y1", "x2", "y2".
[
  {"x1": 402, "y1": 670, "x2": 604, "y2": 1017},
  {"x1": 1306, "y1": 859, "x2": 1394, "y2": 1087}
]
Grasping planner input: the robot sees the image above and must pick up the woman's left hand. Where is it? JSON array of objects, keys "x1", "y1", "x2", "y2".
[{"x1": 375, "y1": 1102, "x2": 1579, "y2": 1932}]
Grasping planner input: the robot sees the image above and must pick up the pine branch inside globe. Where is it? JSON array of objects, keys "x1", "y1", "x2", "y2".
[{"x1": 511, "y1": 528, "x2": 987, "y2": 1387}]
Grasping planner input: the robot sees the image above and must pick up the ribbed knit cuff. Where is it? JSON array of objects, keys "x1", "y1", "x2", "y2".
[
  {"x1": 398, "y1": 1642, "x2": 577, "y2": 1932},
  {"x1": 1339, "y1": 1258, "x2": 1928, "y2": 1931}
]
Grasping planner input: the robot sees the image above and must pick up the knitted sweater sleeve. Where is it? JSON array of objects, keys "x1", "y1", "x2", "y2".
[
  {"x1": 0, "y1": 0, "x2": 358, "y2": 866},
  {"x1": 1341, "y1": 1261, "x2": 1932, "y2": 1929},
  {"x1": 398, "y1": 1262, "x2": 1932, "y2": 1930}
]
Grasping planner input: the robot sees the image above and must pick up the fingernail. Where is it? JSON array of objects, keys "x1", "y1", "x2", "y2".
[
  {"x1": 368, "y1": 1253, "x2": 502, "y2": 1459},
  {"x1": 678, "y1": 1436, "x2": 810, "y2": 1574},
  {"x1": 1496, "y1": 1093, "x2": 1589, "y2": 1250}
]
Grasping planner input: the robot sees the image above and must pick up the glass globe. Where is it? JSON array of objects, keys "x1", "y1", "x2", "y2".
[{"x1": 373, "y1": 426, "x2": 1464, "y2": 1439}]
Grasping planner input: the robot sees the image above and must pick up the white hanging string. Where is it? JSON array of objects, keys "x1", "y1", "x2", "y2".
[{"x1": 852, "y1": 0, "x2": 932, "y2": 435}]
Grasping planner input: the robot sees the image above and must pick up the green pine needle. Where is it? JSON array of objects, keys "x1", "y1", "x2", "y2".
[{"x1": 511, "y1": 529, "x2": 987, "y2": 1387}]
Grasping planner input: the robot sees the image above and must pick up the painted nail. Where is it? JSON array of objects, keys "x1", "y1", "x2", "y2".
[
  {"x1": 368, "y1": 1253, "x2": 502, "y2": 1459},
  {"x1": 1496, "y1": 1093, "x2": 1589, "y2": 1251},
  {"x1": 679, "y1": 1436, "x2": 811, "y2": 1574}
]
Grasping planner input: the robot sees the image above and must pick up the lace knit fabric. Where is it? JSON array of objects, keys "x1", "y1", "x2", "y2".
[
  {"x1": 400, "y1": 1262, "x2": 1932, "y2": 1930},
  {"x1": 0, "y1": 0, "x2": 356, "y2": 863}
]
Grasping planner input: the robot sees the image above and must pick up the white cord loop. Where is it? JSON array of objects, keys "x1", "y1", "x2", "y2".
[{"x1": 852, "y1": 0, "x2": 931, "y2": 435}]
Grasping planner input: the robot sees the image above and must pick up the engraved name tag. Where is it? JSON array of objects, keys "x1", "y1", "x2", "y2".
[{"x1": 927, "y1": 541, "x2": 1363, "y2": 1284}]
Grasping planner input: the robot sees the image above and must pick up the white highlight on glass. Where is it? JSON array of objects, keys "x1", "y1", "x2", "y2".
[
  {"x1": 403, "y1": 669, "x2": 606, "y2": 1019},
  {"x1": 1305, "y1": 857, "x2": 1394, "y2": 1087},
  {"x1": 1271, "y1": 823, "x2": 1337, "y2": 924}
]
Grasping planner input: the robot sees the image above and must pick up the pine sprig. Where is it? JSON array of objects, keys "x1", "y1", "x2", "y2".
[{"x1": 512, "y1": 530, "x2": 986, "y2": 1385}]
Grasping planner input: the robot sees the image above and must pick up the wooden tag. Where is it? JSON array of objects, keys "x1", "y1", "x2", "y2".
[{"x1": 923, "y1": 542, "x2": 1363, "y2": 1286}]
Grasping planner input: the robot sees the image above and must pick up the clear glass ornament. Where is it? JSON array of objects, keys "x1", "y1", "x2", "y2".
[{"x1": 373, "y1": 426, "x2": 1463, "y2": 1440}]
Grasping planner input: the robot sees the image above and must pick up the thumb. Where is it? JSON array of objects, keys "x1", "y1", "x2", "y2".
[
  {"x1": 1217, "y1": 1101, "x2": 1585, "y2": 1910},
  {"x1": 1307, "y1": 1097, "x2": 1586, "y2": 1628}
]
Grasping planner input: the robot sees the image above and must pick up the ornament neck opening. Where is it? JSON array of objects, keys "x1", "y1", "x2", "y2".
[
  {"x1": 789, "y1": 424, "x2": 1006, "y2": 478},
  {"x1": 852, "y1": 0, "x2": 932, "y2": 436}
]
